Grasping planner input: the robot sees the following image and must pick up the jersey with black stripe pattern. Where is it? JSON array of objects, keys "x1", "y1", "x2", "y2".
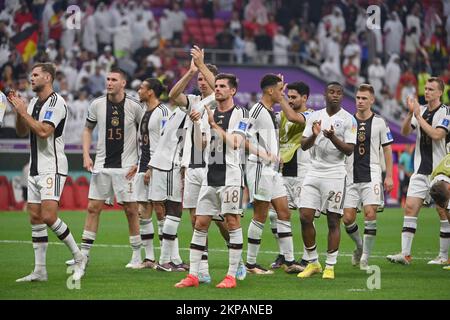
[
  {"x1": 86, "y1": 94, "x2": 144, "y2": 169},
  {"x1": 247, "y1": 102, "x2": 280, "y2": 165},
  {"x1": 204, "y1": 105, "x2": 248, "y2": 187},
  {"x1": 138, "y1": 103, "x2": 170, "y2": 173},
  {"x1": 27, "y1": 92, "x2": 68, "y2": 176},
  {"x1": 346, "y1": 114, "x2": 393, "y2": 183},
  {"x1": 411, "y1": 104, "x2": 450, "y2": 174}
]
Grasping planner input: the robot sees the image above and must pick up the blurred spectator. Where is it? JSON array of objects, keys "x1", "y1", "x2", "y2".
[
  {"x1": 133, "y1": 40, "x2": 155, "y2": 66},
  {"x1": 159, "y1": 10, "x2": 174, "y2": 45},
  {"x1": 244, "y1": 0, "x2": 269, "y2": 26},
  {"x1": 368, "y1": 58, "x2": 385, "y2": 97},
  {"x1": 427, "y1": 26, "x2": 448, "y2": 73},
  {"x1": 323, "y1": 6, "x2": 346, "y2": 39},
  {"x1": 216, "y1": 24, "x2": 235, "y2": 62},
  {"x1": 400, "y1": 79, "x2": 417, "y2": 109},
  {"x1": 166, "y1": 3, "x2": 187, "y2": 42},
  {"x1": 384, "y1": 13, "x2": 403, "y2": 57},
  {"x1": 396, "y1": 67, "x2": 417, "y2": 101},
  {"x1": 273, "y1": 27, "x2": 290, "y2": 65},
  {"x1": 94, "y1": 2, "x2": 113, "y2": 53},
  {"x1": 142, "y1": 20, "x2": 159, "y2": 52},
  {"x1": 406, "y1": 4, "x2": 422, "y2": 47},
  {"x1": 111, "y1": 20, "x2": 132, "y2": 59},
  {"x1": 82, "y1": 13, "x2": 98, "y2": 55},
  {"x1": 230, "y1": 11, "x2": 242, "y2": 35},
  {"x1": 97, "y1": 46, "x2": 115, "y2": 73},
  {"x1": 88, "y1": 66, "x2": 106, "y2": 97},
  {"x1": 254, "y1": 26, "x2": 272, "y2": 64},
  {"x1": 45, "y1": 39, "x2": 58, "y2": 61},
  {"x1": 343, "y1": 33, "x2": 361, "y2": 70},
  {"x1": 66, "y1": 90, "x2": 89, "y2": 144},
  {"x1": 342, "y1": 54, "x2": 359, "y2": 88},
  {"x1": 233, "y1": 30, "x2": 245, "y2": 64},
  {"x1": 265, "y1": 14, "x2": 278, "y2": 38},
  {"x1": 417, "y1": 66, "x2": 431, "y2": 104},
  {"x1": 320, "y1": 56, "x2": 343, "y2": 83},
  {"x1": 384, "y1": 54, "x2": 401, "y2": 96},
  {"x1": 14, "y1": 4, "x2": 35, "y2": 30},
  {"x1": 244, "y1": 32, "x2": 257, "y2": 63},
  {"x1": 404, "y1": 26, "x2": 420, "y2": 67}
]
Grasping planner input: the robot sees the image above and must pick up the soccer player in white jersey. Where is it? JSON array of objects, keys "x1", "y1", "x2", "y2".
[
  {"x1": 70, "y1": 68, "x2": 144, "y2": 271},
  {"x1": 245, "y1": 74, "x2": 297, "y2": 274},
  {"x1": 343, "y1": 84, "x2": 394, "y2": 270},
  {"x1": 8, "y1": 63, "x2": 86, "y2": 282},
  {"x1": 135, "y1": 78, "x2": 170, "y2": 269},
  {"x1": 268, "y1": 81, "x2": 314, "y2": 273},
  {"x1": 168, "y1": 47, "x2": 246, "y2": 282},
  {"x1": 298, "y1": 82, "x2": 357, "y2": 280},
  {"x1": 175, "y1": 73, "x2": 247, "y2": 288},
  {"x1": 387, "y1": 77, "x2": 450, "y2": 265}
]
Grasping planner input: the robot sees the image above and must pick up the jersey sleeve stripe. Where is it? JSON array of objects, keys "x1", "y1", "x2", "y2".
[
  {"x1": 381, "y1": 141, "x2": 393, "y2": 147},
  {"x1": 250, "y1": 104, "x2": 264, "y2": 119},
  {"x1": 436, "y1": 125, "x2": 449, "y2": 132}
]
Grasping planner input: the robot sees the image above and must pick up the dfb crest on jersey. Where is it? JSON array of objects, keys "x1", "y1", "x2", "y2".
[
  {"x1": 358, "y1": 131, "x2": 366, "y2": 142},
  {"x1": 333, "y1": 119, "x2": 343, "y2": 129},
  {"x1": 111, "y1": 117, "x2": 120, "y2": 126}
]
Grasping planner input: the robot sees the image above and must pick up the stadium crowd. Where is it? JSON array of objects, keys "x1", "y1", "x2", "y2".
[{"x1": 0, "y1": 0, "x2": 449, "y2": 141}]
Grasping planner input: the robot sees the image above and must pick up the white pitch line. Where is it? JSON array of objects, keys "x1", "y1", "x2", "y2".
[{"x1": 0, "y1": 239, "x2": 435, "y2": 260}]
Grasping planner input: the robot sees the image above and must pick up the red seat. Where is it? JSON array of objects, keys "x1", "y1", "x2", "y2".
[
  {"x1": 60, "y1": 176, "x2": 76, "y2": 210},
  {"x1": 0, "y1": 176, "x2": 11, "y2": 210},
  {"x1": 213, "y1": 19, "x2": 225, "y2": 30},
  {"x1": 186, "y1": 18, "x2": 200, "y2": 28},
  {"x1": 202, "y1": 27, "x2": 215, "y2": 37},
  {"x1": 199, "y1": 18, "x2": 212, "y2": 28},
  {"x1": 203, "y1": 35, "x2": 217, "y2": 47},
  {"x1": 74, "y1": 176, "x2": 89, "y2": 209}
]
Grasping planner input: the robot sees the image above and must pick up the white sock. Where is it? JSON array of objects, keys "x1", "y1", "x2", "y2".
[
  {"x1": 301, "y1": 245, "x2": 310, "y2": 261},
  {"x1": 129, "y1": 235, "x2": 142, "y2": 262},
  {"x1": 199, "y1": 250, "x2": 209, "y2": 275},
  {"x1": 189, "y1": 229, "x2": 207, "y2": 277},
  {"x1": 305, "y1": 244, "x2": 318, "y2": 262},
  {"x1": 247, "y1": 219, "x2": 264, "y2": 265},
  {"x1": 345, "y1": 221, "x2": 363, "y2": 249},
  {"x1": 277, "y1": 219, "x2": 294, "y2": 262},
  {"x1": 140, "y1": 218, "x2": 155, "y2": 261},
  {"x1": 159, "y1": 216, "x2": 180, "y2": 264},
  {"x1": 171, "y1": 236, "x2": 182, "y2": 265},
  {"x1": 81, "y1": 230, "x2": 96, "y2": 257},
  {"x1": 228, "y1": 228, "x2": 243, "y2": 277},
  {"x1": 325, "y1": 249, "x2": 338, "y2": 266},
  {"x1": 439, "y1": 220, "x2": 450, "y2": 259},
  {"x1": 362, "y1": 220, "x2": 377, "y2": 261},
  {"x1": 401, "y1": 216, "x2": 417, "y2": 256},
  {"x1": 157, "y1": 218, "x2": 165, "y2": 242},
  {"x1": 50, "y1": 218, "x2": 80, "y2": 257},
  {"x1": 269, "y1": 208, "x2": 280, "y2": 252},
  {"x1": 32, "y1": 224, "x2": 48, "y2": 273}
]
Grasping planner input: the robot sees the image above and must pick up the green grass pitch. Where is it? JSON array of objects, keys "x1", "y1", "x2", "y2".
[{"x1": 0, "y1": 208, "x2": 449, "y2": 300}]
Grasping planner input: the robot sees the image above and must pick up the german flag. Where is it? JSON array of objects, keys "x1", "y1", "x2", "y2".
[{"x1": 11, "y1": 24, "x2": 39, "y2": 63}]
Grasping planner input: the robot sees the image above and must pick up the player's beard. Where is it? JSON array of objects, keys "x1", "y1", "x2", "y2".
[{"x1": 32, "y1": 84, "x2": 44, "y2": 93}]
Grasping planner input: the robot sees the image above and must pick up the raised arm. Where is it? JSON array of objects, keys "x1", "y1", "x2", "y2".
[{"x1": 168, "y1": 58, "x2": 198, "y2": 107}]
